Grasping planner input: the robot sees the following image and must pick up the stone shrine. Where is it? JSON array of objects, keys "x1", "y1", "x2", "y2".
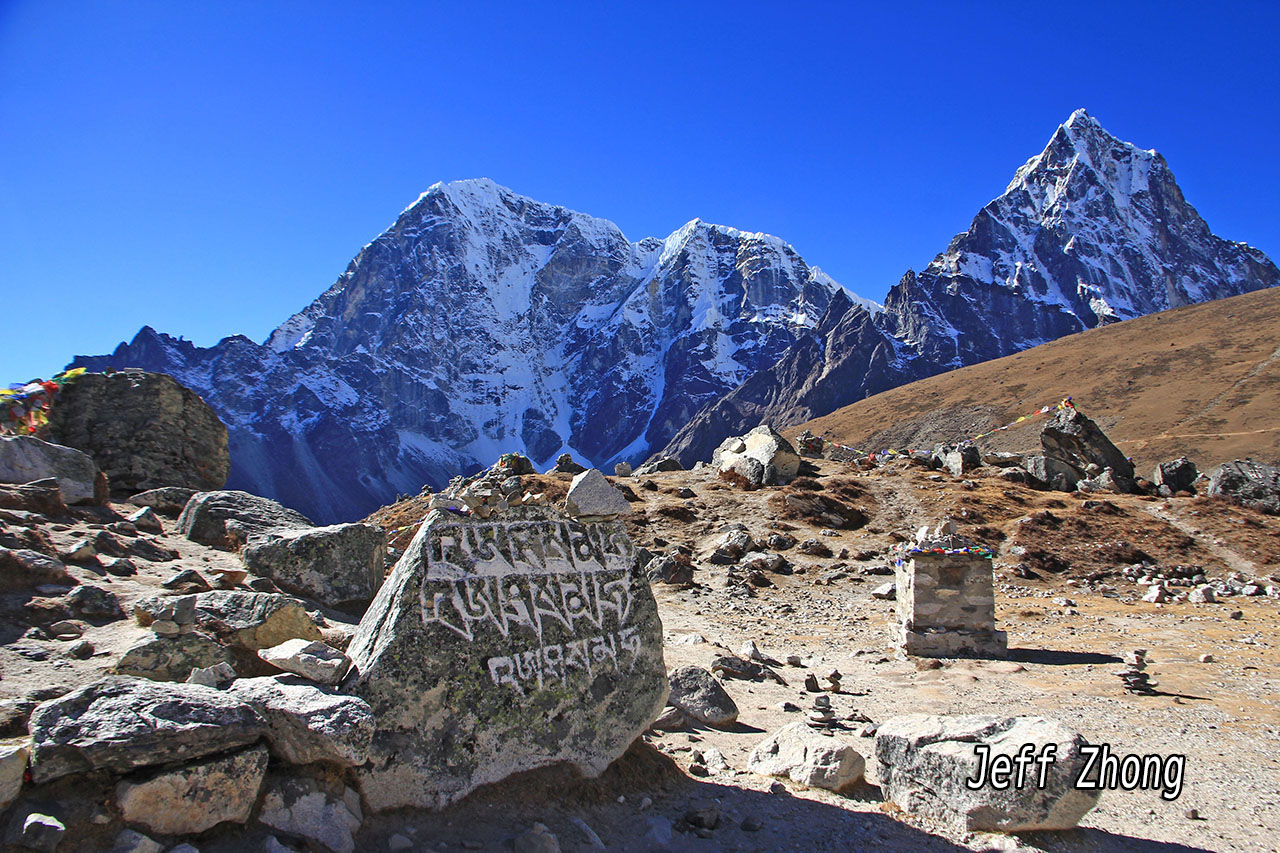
[
  {"x1": 893, "y1": 520, "x2": 1007, "y2": 658},
  {"x1": 344, "y1": 505, "x2": 667, "y2": 811}
]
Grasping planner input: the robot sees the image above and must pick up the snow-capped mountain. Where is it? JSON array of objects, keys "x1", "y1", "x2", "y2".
[
  {"x1": 72, "y1": 179, "x2": 842, "y2": 522},
  {"x1": 660, "y1": 109, "x2": 1279, "y2": 463}
]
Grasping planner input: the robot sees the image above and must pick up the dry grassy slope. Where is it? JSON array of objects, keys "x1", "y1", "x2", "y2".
[{"x1": 795, "y1": 286, "x2": 1280, "y2": 474}]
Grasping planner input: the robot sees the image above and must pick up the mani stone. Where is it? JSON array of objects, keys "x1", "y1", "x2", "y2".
[
  {"x1": 894, "y1": 524, "x2": 1006, "y2": 658},
  {"x1": 876, "y1": 714, "x2": 1101, "y2": 833},
  {"x1": 344, "y1": 505, "x2": 668, "y2": 811}
]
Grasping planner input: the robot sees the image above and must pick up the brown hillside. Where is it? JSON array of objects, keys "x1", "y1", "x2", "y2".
[{"x1": 794, "y1": 286, "x2": 1280, "y2": 474}]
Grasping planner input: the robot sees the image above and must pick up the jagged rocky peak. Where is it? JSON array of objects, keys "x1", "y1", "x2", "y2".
[
  {"x1": 881, "y1": 108, "x2": 1279, "y2": 368},
  {"x1": 75, "y1": 179, "x2": 847, "y2": 523},
  {"x1": 659, "y1": 110, "x2": 1278, "y2": 466}
]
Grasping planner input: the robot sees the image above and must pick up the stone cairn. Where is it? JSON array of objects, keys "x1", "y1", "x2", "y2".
[
  {"x1": 1118, "y1": 649, "x2": 1158, "y2": 695},
  {"x1": 892, "y1": 519, "x2": 1007, "y2": 658},
  {"x1": 806, "y1": 695, "x2": 837, "y2": 729}
]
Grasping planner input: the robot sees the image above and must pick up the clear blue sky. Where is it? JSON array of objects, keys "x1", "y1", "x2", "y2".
[{"x1": 2, "y1": 1, "x2": 1278, "y2": 382}]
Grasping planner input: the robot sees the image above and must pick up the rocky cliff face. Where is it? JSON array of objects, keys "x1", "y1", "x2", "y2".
[
  {"x1": 660, "y1": 110, "x2": 1279, "y2": 464},
  {"x1": 73, "y1": 180, "x2": 843, "y2": 522}
]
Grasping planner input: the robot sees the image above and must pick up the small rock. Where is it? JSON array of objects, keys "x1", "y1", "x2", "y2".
[
  {"x1": 870, "y1": 582, "x2": 896, "y2": 600},
  {"x1": 1199, "y1": 654, "x2": 1214, "y2": 663},
  {"x1": 387, "y1": 834, "x2": 413, "y2": 852},
  {"x1": 64, "y1": 584, "x2": 124, "y2": 622},
  {"x1": 13, "y1": 812, "x2": 65, "y2": 852},
  {"x1": 126, "y1": 506, "x2": 164, "y2": 534},
  {"x1": 110, "y1": 828, "x2": 164, "y2": 853},
  {"x1": 186, "y1": 661, "x2": 237, "y2": 687},
  {"x1": 68, "y1": 639, "x2": 94, "y2": 659},
  {"x1": 683, "y1": 800, "x2": 720, "y2": 830},
  {"x1": 513, "y1": 822, "x2": 561, "y2": 853},
  {"x1": 163, "y1": 569, "x2": 212, "y2": 592},
  {"x1": 100, "y1": 556, "x2": 137, "y2": 576},
  {"x1": 258, "y1": 639, "x2": 351, "y2": 685},
  {"x1": 257, "y1": 772, "x2": 363, "y2": 853},
  {"x1": 564, "y1": 469, "x2": 631, "y2": 518},
  {"x1": 741, "y1": 815, "x2": 763, "y2": 832}
]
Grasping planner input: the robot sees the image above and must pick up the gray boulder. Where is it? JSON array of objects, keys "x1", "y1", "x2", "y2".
[
  {"x1": 46, "y1": 370, "x2": 229, "y2": 494},
  {"x1": 0, "y1": 742, "x2": 28, "y2": 812},
  {"x1": 257, "y1": 769, "x2": 363, "y2": 853},
  {"x1": 747, "y1": 722, "x2": 865, "y2": 792},
  {"x1": 634, "y1": 457, "x2": 684, "y2": 476},
  {"x1": 1153, "y1": 456, "x2": 1199, "y2": 494},
  {"x1": 228, "y1": 675, "x2": 374, "y2": 766},
  {"x1": 1038, "y1": 408, "x2": 1135, "y2": 492},
  {"x1": 1209, "y1": 460, "x2": 1280, "y2": 514},
  {"x1": 875, "y1": 714, "x2": 1101, "y2": 833},
  {"x1": 0, "y1": 436, "x2": 104, "y2": 505},
  {"x1": 1023, "y1": 454, "x2": 1081, "y2": 491},
  {"x1": 345, "y1": 505, "x2": 667, "y2": 811},
  {"x1": 177, "y1": 490, "x2": 312, "y2": 549},
  {"x1": 258, "y1": 639, "x2": 351, "y2": 685},
  {"x1": 114, "y1": 632, "x2": 232, "y2": 682},
  {"x1": 241, "y1": 523, "x2": 386, "y2": 609},
  {"x1": 564, "y1": 469, "x2": 631, "y2": 519},
  {"x1": 189, "y1": 590, "x2": 323, "y2": 652},
  {"x1": 27, "y1": 676, "x2": 266, "y2": 782},
  {"x1": 712, "y1": 425, "x2": 800, "y2": 487},
  {"x1": 128, "y1": 486, "x2": 196, "y2": 515},
  {"x1": 943, "y1": 445, "x2": 982, "y2": 478},
  {"x1": 666, "y1": 666, "x2": 739, "y2": 727},
  {"x1": 115, "y1": 744, "x2": 267, "y2": 835}
]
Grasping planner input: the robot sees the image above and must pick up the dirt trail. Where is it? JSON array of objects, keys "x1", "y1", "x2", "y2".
[{"x1": 1144, "y1": 503, "x2": 1261, "y2": 576}]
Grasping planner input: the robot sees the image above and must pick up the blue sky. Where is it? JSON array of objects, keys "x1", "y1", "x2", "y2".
[{"x1": 2, "y1": 1, "x2": 1278, "y2": 381}]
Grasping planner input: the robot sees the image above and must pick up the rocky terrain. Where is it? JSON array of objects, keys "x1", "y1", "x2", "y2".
[
  {"x1": 69, "y1": 111, "x2": 1277, "y2": 524},
  {"x1": 1, "y1": 404, "x2": 1276, "y2": 851}
]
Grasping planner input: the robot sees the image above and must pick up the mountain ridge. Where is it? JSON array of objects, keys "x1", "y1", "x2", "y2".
[{"x1": 658, "y1": 109, "x2": 1279, "y2": 465}]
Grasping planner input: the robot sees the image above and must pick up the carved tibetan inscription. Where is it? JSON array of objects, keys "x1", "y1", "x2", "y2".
[{"x1": 421, "y1": 514, "x2": 641, "y2": 696}]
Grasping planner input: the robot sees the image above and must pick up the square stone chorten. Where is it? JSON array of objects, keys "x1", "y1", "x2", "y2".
[{"x1": 894, "y1": 520, "x2": 1007, "y2": 658}]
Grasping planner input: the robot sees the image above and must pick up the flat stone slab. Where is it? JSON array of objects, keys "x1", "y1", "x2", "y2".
[
  {"x1": 345, "y1": 506, "x2": 667, "y2": 811},
  {"x1": 28, "y1": 677, "x2": 266, "y2": 783}
]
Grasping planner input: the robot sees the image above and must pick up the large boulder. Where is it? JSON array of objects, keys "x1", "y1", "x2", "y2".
[
  {"x1": 345, "y1": 505, "x2": 668, "y2": 811},
  {"x1": 177, "y1": 490, "x2": 313, "y2": 550},
  {"x1": 27, "y1": 676, "x2": 267, "y2": 783},
  {"x1": 666, "y1": 666, "x2": 739, "y2": 727},
  {"x1": 115, "y1": 745, "x2": 268, "y2": 836},
  {"x1": 564, "y1": 469, "x2": 631, "y2": 519},
  {"x1": 46, "y1": 370, "x2": 229, "y2": 494},
  {"x1": 241, "y1": 523, "x2": 386, "y2": 610},
  {"x1": 1023, "y1": 454, "x2": 1081, "y2": 491},
  {"x1": 1037, "y1": 408, "x2": 1135, "y2": 492},
  {"x1": 1153, "y1": 456, "x2": 1199, "y2": 494},
  {"x1": 1209, "y1": 460, "x2": 1280, "y2": 514},
  {"x1": 747, "y1": 722, "x2": 865, "y2": 792},
  {"x1": 711, "y1": 425, "x2": 800, "y2": 487},
  {"x1": 0, "y1": 436, "x2": 104, "y2": 505},
  {"x1": 228, "y1": 675, "x2": 374, "y2": 767},
  {"x1": 875, "y1": 714, "x2": 1101, "y2": 833}
]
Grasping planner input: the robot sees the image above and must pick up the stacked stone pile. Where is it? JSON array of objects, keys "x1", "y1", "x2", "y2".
[{"x1": 1118, "y1": 649, "x2": 1158, "y2": 695}]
